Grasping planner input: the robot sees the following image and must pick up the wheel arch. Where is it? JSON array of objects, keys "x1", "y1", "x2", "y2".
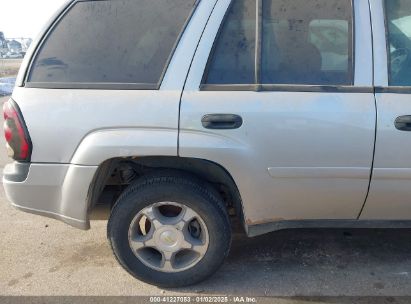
[{"x1": 87, "y1": 156, "x2": 247, "y2": 233}]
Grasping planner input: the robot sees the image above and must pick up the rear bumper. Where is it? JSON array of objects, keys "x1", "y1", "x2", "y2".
[{"x1": 3, "y1": 162, "x2": 98, "y2": 229}]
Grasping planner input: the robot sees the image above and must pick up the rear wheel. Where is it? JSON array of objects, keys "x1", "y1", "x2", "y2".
[{"x1": 107, "y1": 173, "x2": 231, "y2": 287}]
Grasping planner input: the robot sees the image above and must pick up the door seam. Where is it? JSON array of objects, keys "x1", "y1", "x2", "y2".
[
  {"x1": 177, "y1": 0, "x2": 220, "y2": 157},
  {"x1": 357, "y1": 0, "x2": 378, "y2": 219}
]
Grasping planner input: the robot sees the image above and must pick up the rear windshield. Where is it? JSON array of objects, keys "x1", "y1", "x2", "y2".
[{"x1": 27, "y1": 0, "x2": 197, "y2": 88}]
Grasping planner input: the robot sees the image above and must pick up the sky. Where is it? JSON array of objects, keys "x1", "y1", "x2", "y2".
[{"x1": 0, "y1": 0, "x2": 67, "y2": 39}]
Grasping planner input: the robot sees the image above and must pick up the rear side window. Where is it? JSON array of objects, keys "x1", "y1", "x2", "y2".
[
  {"x1": 203, "y1": 0, "x2": 256, "y2": 84},
  {"x1": 385, "y1": 0, "x2": 411, "y2": 86},
  {"x1": 28, "y1": 0, "x2": 197, "y2": 88},
  {"x1": 203, "y1": 0, "x2": 353, "y2": 87}
]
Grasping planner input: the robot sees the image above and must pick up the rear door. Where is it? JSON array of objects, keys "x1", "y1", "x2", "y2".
[
  {"x1": 179, "y1": 0, "x2": 376, "y2": 225},
  {"x1": 361, "y1": 0, "x2": 411, "y2": 219}
]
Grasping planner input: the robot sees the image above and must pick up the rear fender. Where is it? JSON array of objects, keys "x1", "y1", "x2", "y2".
[{"x1": 70, "y1": 128, "x2": 178, "y2": 166}]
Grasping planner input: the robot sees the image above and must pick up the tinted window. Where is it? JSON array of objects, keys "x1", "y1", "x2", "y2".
[
  {"x1": 385, "y1": 0, "x2": 411, "y2": 86},
  {"x1": 28, "y1": 0, "x2": 196, "y2": 86},
  {"x1": 262, "y1": 0, "x2": 352, "y2": 85},
  {"x1": 203, "y1": 0, "x2": 353, "y2": 86},
  {"x1": 203, "y1": 0, "x2": 256, "y2": 84}
]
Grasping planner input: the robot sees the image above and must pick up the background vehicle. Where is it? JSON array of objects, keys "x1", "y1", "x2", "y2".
[
  {"x1": 3, "y1": 52, "x2": 23, "y2": 59},
  {"x1": 3, "y1": 0, "x2": 411, "y2": 287}
]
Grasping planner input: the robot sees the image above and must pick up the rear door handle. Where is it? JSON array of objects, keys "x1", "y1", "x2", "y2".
[
  {"x1": 395, "y1": 115, "x2": 411, "y2": 131},
  {"x1": 201, "y1": 114, "x2": 243, "y2": 130}
]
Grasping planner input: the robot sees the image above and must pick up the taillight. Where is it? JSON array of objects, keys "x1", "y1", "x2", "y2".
[{"x1": 3, "y1": 99, "x2": 32, "y2": 162}]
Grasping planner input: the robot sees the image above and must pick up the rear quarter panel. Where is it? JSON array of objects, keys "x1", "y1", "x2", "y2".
[{"x1": 11, "y1": 0, "x2": 218, "y2": 165}]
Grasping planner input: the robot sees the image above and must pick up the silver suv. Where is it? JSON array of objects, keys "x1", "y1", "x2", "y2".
[{"x1": 4, "y1": 0, "x2": 411, "y2": 287}]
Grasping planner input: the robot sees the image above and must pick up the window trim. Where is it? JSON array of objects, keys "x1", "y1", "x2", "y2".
[
  {"x1": 24, "y1": 82, "x2": 159, "y2": 90},
  {"x1": 255, "y1": 0, "x2": 262, "y2": 84},
  {"x1": 200, "y1": 84, "x2": 373, "y2": 93},
  {"x1": 383, "y1": 0, "x2": 394, "y2": 87},
  {"x1": 201, "y1": 0, "x2": 356, "y2": 92},
  {"x1": 375, "y1": 86, "x2": 411, "y2": 94},
  {"x1": 24, "y1": 0, "x2": 200, "y2": 90}
]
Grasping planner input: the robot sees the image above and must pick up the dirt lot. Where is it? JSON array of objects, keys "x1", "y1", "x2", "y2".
[{"x1": 0, "y1": 59, "x2": 23, "y2": 78}]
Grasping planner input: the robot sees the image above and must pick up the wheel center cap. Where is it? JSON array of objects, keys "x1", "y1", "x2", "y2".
[
  {"x1": 154, "y1": 226, "x2": 182, "y2": 251},
  {"x1": 160, "y1": 230, "x2": 178, "y2": 246}
]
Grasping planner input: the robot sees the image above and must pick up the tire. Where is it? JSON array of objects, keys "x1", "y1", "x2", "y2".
[{"x1": 107, "y1": 171, "x2": 232, "y2": 287}]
